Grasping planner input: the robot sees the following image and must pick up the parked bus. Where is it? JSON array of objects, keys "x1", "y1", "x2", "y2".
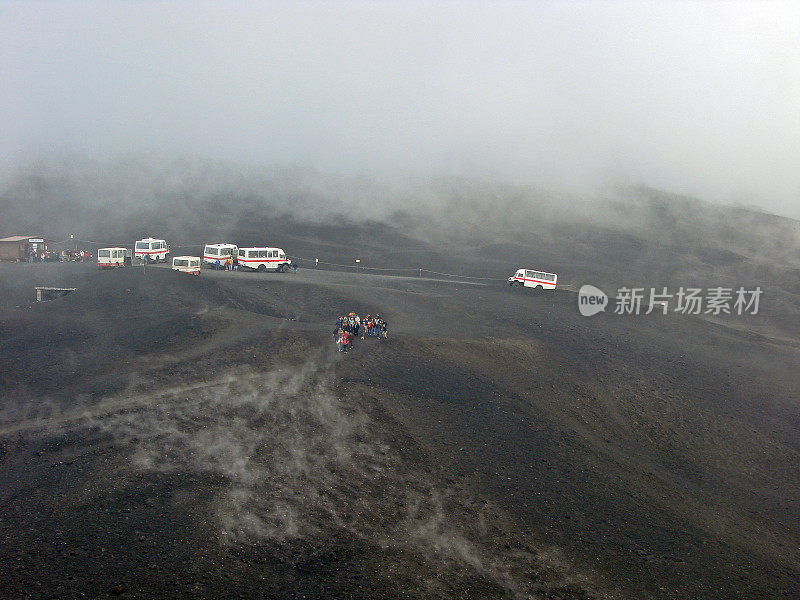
[
  {"x1": 202, "y1": 243, "x2": 238, "y2": 268},
  {"x1": 237, "y1": 247, "x2": 291, "y2": 272},
  {"x1": 171, "y1": 256, "x2": 201, "y2": 275},
  {"x1": 134, "y1": 238, "x2": 170, "y2": 262},
  {"x1": 508, "y1": 268, "x2": 558, "y2": 290},
  {"x1": 97, "y1": 247, "x2": 127, "y2": 268}
]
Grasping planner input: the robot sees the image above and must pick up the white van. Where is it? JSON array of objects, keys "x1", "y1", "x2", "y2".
[
  {"x1": 203, "y1": 243, "x2": 238, "y2": 268},
  {"x1": 237, "y1": 247, "x2": 292, "y2": 272},
  {"x1": 134, "y1": 238, "x2": 170, "y2": 262},
  {"x1": 508, "y1": 268, "x2": 558, "y2": 290},
  {"x1": 172, "y1": 256, "x2": 201, "y2": 275},
  {"x1": 97, "y1": 247, "x2": 127, "y2": 268}
]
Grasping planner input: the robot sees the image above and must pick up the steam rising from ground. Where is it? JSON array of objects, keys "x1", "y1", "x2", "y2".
[{"x1": 61, "y1": 358, "x2": 605, "y2": 599}]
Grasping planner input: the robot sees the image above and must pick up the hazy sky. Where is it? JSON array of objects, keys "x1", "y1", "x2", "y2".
[{"x1": 2, "y1": 1, "x2": 799, "y2": 215}]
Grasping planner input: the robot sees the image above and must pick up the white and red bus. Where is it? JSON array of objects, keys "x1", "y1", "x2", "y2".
[
  {"x1": 508, "y1": 268, "x2": 557, "y2": 290},
  {"x1": 202, "y1": 243, "x2": 238, "y2": 268},
  {"x1": 237, "y1": 247, "x2": 291, "y2": 272},
  {"x1": 134, "y1": 238, "x2": 170, "y2": 262},
  {"x1": 172, "y1": 256, "x2": 201, "y2": 275},
  {"x1": 97, "y1": 247, "x2": 127, "y2": 268}
]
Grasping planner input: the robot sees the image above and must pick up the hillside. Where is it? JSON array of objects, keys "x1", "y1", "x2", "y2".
[{"x1": 1, "y1": 160, "x2": 799, "y2": 598}]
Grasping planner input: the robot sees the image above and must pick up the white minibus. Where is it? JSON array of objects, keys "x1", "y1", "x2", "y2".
[
  {"x1": 97, "y1": 247, "x2": 127, "y2": 268},
  {"x1": 134, "y1": 238, "x2": 170, "y2": 262},
  {"x1": 236, "y1": 247, "x2": 291, "y2": 272},
  {"x1": 508, "y1": 268, "x2": 558, "y2": 290},
  {"x1": 202, "y1": 243, "x2": 238, "y2": 268},
  {"x1": 171, "y1": 256, "x2": 201, "y2": 275}
]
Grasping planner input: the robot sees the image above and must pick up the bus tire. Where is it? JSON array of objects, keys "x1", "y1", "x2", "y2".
[{"x1": 258, "y1": 264, "x2": 266, "y2": 272}]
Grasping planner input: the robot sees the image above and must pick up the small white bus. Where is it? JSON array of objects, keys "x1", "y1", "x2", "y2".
[
  {"x1": 171, "y1": 256, "x2": 201, "y2": 275},
  {"x1": 203, "y1": 243, "x2": 238, "y2": 268},
  {"x1": 237, "y1": 247, "x2": 292, "y2": 272},
  {"x1": 134, "y1": 238, "x2": 170, "y2": 262},
  {"x1": 97, "y1": 247, "x2": 127, "y2": 268},
  {"x1": 508, "y1": 268, "x2": 558, "y2": 290}
]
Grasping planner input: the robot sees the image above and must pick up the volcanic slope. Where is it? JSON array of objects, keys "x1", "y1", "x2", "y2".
[{"x1": 0, "y1": 262, "x2": 798, "y2": 600}]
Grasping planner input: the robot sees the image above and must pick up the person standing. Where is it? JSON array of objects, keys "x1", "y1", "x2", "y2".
[{"x1": 342, "y1": 329, "x2": 351, "y2": 352}]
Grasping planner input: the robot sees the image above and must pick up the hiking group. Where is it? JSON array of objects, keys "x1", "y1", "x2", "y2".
[
  {"x1": 334, "y1": 312, "x2": 388, "y2": 352},
  {"x1": 213, "y1": 257, "x2": 234, "y2": 270}
]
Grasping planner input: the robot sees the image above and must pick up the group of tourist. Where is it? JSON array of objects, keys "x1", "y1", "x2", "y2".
[
  {"x1": 334, "y1": 312, "x2": 388, "y2": 352},
  {"x1": 28, "y1": 250, "x2": 82, "y2": 262},
  {"x1": 212, "y1": 257, "x2": 235, "y2": 270}
]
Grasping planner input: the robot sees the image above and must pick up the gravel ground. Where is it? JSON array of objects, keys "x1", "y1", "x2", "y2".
[{"x1": 0, "y1": 261, "x2": 798, "y2": 599}]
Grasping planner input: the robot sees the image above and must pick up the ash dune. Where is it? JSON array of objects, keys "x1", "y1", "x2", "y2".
[{"x1": 1, "y1": 162, "x2": 799, "y2": 599}]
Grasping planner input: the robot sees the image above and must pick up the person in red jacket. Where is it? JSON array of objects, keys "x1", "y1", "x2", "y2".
[{"x1": 342, "y1": 329, "x2": 351, "y2": 352}]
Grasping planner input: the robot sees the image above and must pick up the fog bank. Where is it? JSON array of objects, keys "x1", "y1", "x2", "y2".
[{"x1": 2, "y1": 2, "x2": 799, "y2": 216}]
